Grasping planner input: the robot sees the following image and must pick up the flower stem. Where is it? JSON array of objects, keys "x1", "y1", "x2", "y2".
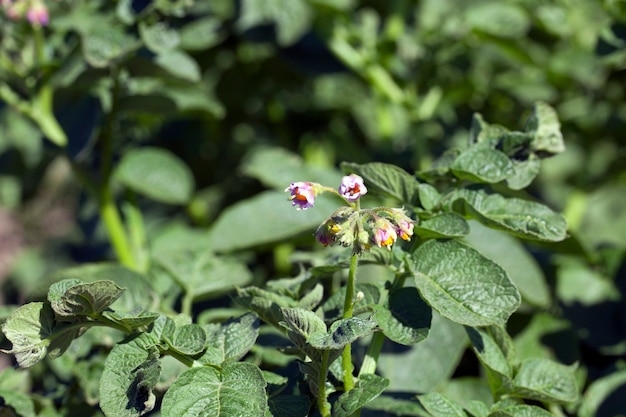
[
  {"x1": 342, "y1": 252, "x2": 359, "y2": 392},
  {"x1": 317, "y1": 350, "x2": 332, "y2": 417}
]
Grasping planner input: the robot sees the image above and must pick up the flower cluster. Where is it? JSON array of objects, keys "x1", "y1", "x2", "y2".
[
  {"x1": 286, "y1": 174, "x2": 415, "y2": 253},
  {"x1": 2, "y1": 0, "x2": 49, "y2": 26}
]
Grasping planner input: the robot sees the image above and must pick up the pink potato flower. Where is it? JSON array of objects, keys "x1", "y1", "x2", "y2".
[
  {"x1": 338, "y1": 174, "x2": 367, "y2": 202},
  {"x1": 285, "y1": 182, "x2": 316, "y2": 210}
]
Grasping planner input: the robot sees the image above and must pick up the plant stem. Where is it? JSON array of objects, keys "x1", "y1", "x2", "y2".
[
  {"x1": 358, "y1": 331, "x2": 385, "y2": 376},
  {"x1": 122, "y1": 192, "x2": 149, "y2": 272},
  {"x1": 317, "y1": 350, "x2": 332, "y2": 417},
  {"x1": 97, "y1": 69, "x2": 136, "y2": 270},
  {"x1": 342, "y1": 252, "x2": 359, "y2": 392}
]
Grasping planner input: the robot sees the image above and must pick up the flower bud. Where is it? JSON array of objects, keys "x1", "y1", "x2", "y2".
[{"x1": 389, "y1": 208, "x2": 415, "y2": 241}]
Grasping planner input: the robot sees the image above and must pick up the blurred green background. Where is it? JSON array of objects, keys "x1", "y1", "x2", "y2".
[{"x1": 1, "y1": 0, "x2": 626, "y2": 415}]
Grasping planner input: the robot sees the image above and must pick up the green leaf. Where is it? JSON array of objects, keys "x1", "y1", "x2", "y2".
[
  {"x1": 525, "y1": 101, "x2": 565, "y2": 156},
  {"x1": 417, "y1": 183, "x2": 442, "y2": 210},
  {"x1": 206, "y1": 190, "x2": 338, "y2": 251},
  {"x1": 50, "y1": 264, "x2": 155, "y2": 314},
  {"x1": 308, "y1": 317, "x2": 377, "y2": 350},
  {"x1": 451, "y1": 145, "x2": 514, "y2": 183},
  {"x1": 280, "y1": 307, "x2": 326, "y2": 358},
  {"x1": 48, "y1": 279, "x2": 124, "y2": 317},
  {"x1": 409, "y1": 240, "x2": 521, "y2": 327},
  {"x1": 418, "y1": 392, "x2": 468, "y2": 417},
  {"x1": 365, "y1": 395, "x2": 430, "y2": 416},
  {"x1": 200, "y1": 313, "x2": 259, "y2": 365},
  {"x1": 116, "y1": 147, "x2": 195, "y2": 205},
  {"x1": 373, "y1": 287, "x2": 431, "y2": 345},
  {"x1": 82, "y1": 27, "x2": 137, "y2": 68},
  {"x1": 506, "y1": 156, "x2": 541, "y2": 190},
  {"x1": 467, "y1": 3, "x2": 529, "y2": 38},
  {"x1": 139, "y1": 22, "x2": 179, "y2": 53},
  {"x1": 99, "y1": 334, "x2": 161, "y2": 417},
  {"x1": 156, "y1": 249, "x2": 252, "y2": 300},
  {"x1": 163, "y1": 324, "x2": 207, "y2": 356},
  {"x1": 161, "y1": 363, "x2": 267, "y2": 417},
  {"x1": 237, "y1": 0, "x2": 312, "y2": 46},
  {"x1": 578, "y1": 369, "x2": 626, "y2": 417},
  {"x1": 241, "y1": 146, "x2": 342, "y2": 190},
  {"x1": 179, "y1": 17, "x2": 225, "y2": 51},
  {"x1": 415, "y1": 212, "x2": 470, "y2": 239},
  {"x1": 511, "y1": 358, "x2": 579, "y2": 403},
  {"x1": 463, "y1": 221, "x2": 550, "y2": 308},
  {"x1": 334, "y1": 374, "x2": 390, "y2": 417},
  {"x1": 341, "y1": 162, "x2": 420, "y2": 205},
  {"x1": 378, "y1": 313, "x2": 467, "y2": 393},
  {"x1": 469, "y1": 113, "x2": 508, "y2": 145},
  {"x1": 102, "y1": 311, "x2": 160, "y2": 329},
  {"x1": 489, "y1": 404, "x2": 555, "y2": 417},
  {"x1": 155, "y1": 49, "x2": 202, "y2": 82},
  {"x1": 0, "y1": 390, "x2": 35, "y2": 417},
  {"x1": 450, "y1": 189, "x2": 568, "y2": 242},
  {"x1": 0, "y1": 302, "x2": 80, "y2": 368},
  {"x1": 466, "y1": 327, "x2": 515, "y2": 396}
]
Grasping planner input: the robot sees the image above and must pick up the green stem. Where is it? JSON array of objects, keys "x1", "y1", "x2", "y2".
[
  {"x1": 317, "y1": 350, "x2": 332, "y2": 417},
  {"x1": 100, "y1": 184, "x2": 136, "y2": 269},
  {"x1": 342, "y1": 253, "x2": 359, "y2": 392},
  {"x1": 358, "y1": 331, "x2": 385, "y2": 376},
  {"x1": 122, "y1": 192, "x2": 149, "y2": 272},
  {"x1": 97, "y1": 69, "x2": 137, "y2": 270}
]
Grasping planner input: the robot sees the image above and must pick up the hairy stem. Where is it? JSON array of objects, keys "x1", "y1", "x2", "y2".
[
  {"x1": 317, "y1": 350, "x2": 332, "y2": 417},
  {"x1": 342, "y1": 252, "x2": 359, "y2": 392}
]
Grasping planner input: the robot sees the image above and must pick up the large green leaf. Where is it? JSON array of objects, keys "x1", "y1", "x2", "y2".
[
  {"x1": 511, "y1": 358, "x2": 579, "y2": 403},
  {"x1": 415, "y1": 212, "x2": 469, "y2": 239},
  {"x1": 451, "y1": 145, "x2": 514, "y2": 183},
  {"x1": 466, "y1": 327, "x2": 515, "y2": 396},
  {"x1": 99, "y1": 335, "x2": 161, "y2": 417},
  {"x1": 48, "y1": 279, "x2": 124, "y2": 317},
  {"x1": 450, "y1": 189, "x2": 568, "y2": 242},
  {"x1": 373, "y1": 287, "x2": 431, "y2": 345},
  {"x1": 341, "y1": 162, "x2": 420, "y2": 206},
  {"x1": 154, "y1": 50, "x2": 201, "y2": 82},
  {"x1": 409, "y1": 240, "x2": 521, "y2": 327},
  {"x1": 377, "y1": 312, "x2": 467, "y2": 392},
  {"x1": 0, "y1": 302, "x2": 79, "y2": 368},
  {"x1": 418, "y1": 392, "x2": 467, "y2": 417},
  {"x1": 206, "y1": 190, "x2": 338, "y2": 252},
  {"x1": 489, "y1": 404, "x2": 554, "y2": 417},
  {"x1": 463, "y1": 221, "x2": 550, "y2": 308},
  {"x1": 241, "y1": 146, "x2": 342, "y2": 190},
  {"x1": 82, "y1": 27, "x2": 137, "y2": 68},
  {"x1": 115, "y1": 147, "x2": 195, "y2": 205},
  {"x1": 199, "y1": 313, "x2": 259, "y2": 365},
  {"x1": 155, "y1": 249, "x2": 252, "y2": 300},
  {"x1": 50, "y1": 264, "x2": 155, "y2": 313},
  {"x1": 161, "y1": 363, "x2": 267, "y2": 417}
]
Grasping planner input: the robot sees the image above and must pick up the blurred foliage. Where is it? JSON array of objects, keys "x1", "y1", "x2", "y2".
[{"x1": 1, "y1": 0, "x2": 626, "y2": 416}]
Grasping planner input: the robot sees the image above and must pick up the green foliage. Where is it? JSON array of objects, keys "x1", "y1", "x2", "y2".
[{"x1": 1, "y1": 0, "x2": 625, "y2": 416}]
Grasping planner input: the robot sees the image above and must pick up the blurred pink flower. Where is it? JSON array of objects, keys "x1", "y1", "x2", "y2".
[{"x1": 27, "y1": 1, "x2": 48, "y2": 26}]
